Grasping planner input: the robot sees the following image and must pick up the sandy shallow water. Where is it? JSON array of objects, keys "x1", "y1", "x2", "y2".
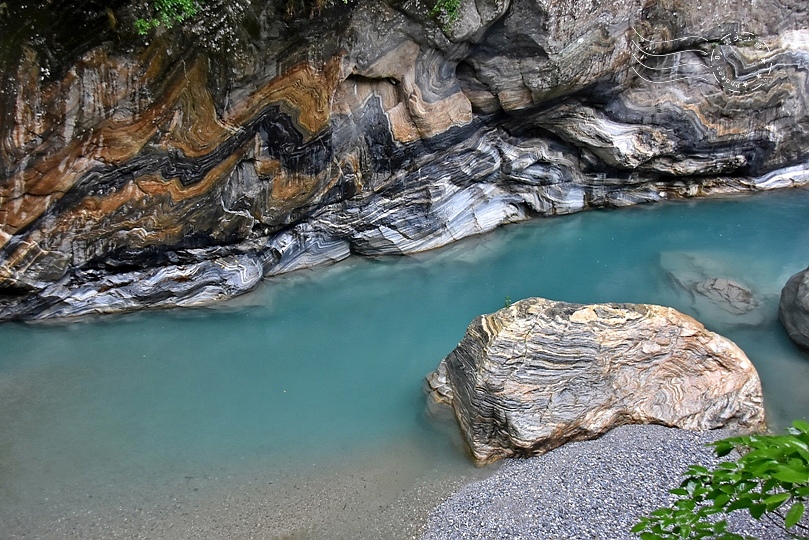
[{"x1": 3, "y1": 435, "x2": 495, "y2": 540}]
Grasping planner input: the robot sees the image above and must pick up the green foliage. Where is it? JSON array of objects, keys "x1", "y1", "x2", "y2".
[
  {"x1": 134, "y1": 0, "x2": 455, "y2": 35},
  {"x1": 135, "y1": 0, "x2": 201, "y2": 34},
  {"x1": 633, "y1": 420, "x2": 809, "y2": 540},
  {"x1": 430, "y1": 0, "x2": 461, "y2": 26},
  {"x1": 503, "y1": 295, "x2": 512, "y2": 308}
]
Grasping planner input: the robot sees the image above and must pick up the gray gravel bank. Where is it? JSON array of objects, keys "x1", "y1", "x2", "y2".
[{"x1": 420, "y1": 425, "x2": 790, "y2": 540}]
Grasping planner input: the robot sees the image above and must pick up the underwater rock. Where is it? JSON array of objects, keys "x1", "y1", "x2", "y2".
[
  {"x1": 779, "y1": 266, "x2": 809, "y2": 350},
  {"x1": 426, "y1": 297, "x2": 766, "y2": 465},
  {"x1": 660, "y1": 251, "x2": 768, "y2": 326},
  {"x1": 694, "y1": 278, "x2": 756, "y2": 315}
]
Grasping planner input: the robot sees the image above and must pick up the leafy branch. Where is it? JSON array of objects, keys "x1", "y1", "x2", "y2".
[{"x1": 633, "y1": 420, "x2": 809, "y2": 540}]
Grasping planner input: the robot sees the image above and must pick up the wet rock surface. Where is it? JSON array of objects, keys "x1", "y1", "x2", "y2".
[
  {"x1": 426, "y1": 297, "x2": 766, "y2": 464},
  {"x1": 1, "y1": 0, "x2": 809, "y2": 319},
  {"x1": 780, "y1": 266, "x2": 809, "y2": 350}
]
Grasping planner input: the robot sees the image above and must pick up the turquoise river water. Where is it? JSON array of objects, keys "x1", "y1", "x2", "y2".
[{"x1": 1, "y1": 188, "x2": 808, "y2": 539}]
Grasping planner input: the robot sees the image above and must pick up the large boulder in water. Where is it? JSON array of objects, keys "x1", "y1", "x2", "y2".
[
  {"x1": 426, "y1": 297, "x2": 766, "y2": 465},
  {"x1": 779, "y1": 266, "x2": 809, "y2": 350}
]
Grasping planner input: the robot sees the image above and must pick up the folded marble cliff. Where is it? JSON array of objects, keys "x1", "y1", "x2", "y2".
[{"x1": 1, "y1": 0, "x2": 808, "y2": 319}]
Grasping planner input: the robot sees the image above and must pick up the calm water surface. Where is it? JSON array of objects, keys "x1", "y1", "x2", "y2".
[{"x1": 1, "y1": 189, "x2": 808, "y2": 538}]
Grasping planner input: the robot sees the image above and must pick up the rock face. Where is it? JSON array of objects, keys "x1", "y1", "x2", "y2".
[
  {"x1": 779, "y1": 266, "x2": 809, "y2": 350},
  {"x1": 426, "y1": 297, "x2": 766, "y2": 465},
  {"x1": 1, "y1": 0, "x2": 809, "y2": 319}
]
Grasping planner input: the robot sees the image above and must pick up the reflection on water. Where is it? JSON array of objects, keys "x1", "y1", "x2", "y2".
[{"x1": 1, "y1": 188, "x2": 808, "y2": 537}]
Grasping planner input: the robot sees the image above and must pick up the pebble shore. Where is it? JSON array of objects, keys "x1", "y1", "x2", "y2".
[{"x1": 420, "y1": 425, "x2": 791, "y2": 540}]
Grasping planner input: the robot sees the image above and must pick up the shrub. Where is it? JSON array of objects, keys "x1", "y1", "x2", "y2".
[
  {"x1": 135, "y1": 0, "x2": 201, "y2": 34},
  {"x1": 633, "y1": 420, "x2": 809, "y2": 540}
]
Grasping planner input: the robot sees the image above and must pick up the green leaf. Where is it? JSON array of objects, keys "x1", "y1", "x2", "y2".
[
  {"x1": 762, "y1": 478, "x2": 781, "y2": 492},
  {"x1": 773, "y1": 467, "x2": 809, "y2": 483},
  {"x1": 714, "y1": 441, "x2": 735, "y2": 457},
  {"x1": 675, "y1": 498, "x2": 696, "y2": 512},
  {"x1": 136, "y1": 0, "x2": 201, "y2": 34},
  {"x1": 749, "y1": 503, "x2": 766, "y2": 519},
  {"x1": 763, "y1": 492, "x2": 790, "y2": 510},
  {"x1": 702, "y1": 506, "x2": 723, "y2": 516},
  {"x1": 738, "y1": 481, "x2": 758, "y2": 493},
  {"x1": 792, "y1": 419, "x2": 809, "y2": 433},
  {"x1": 727, "y1": 498, "x2": 753, "y2": 512},
  {"x1": 692, "y1": 486, "x2": 710, "y2": 499},
  {"x1": 630, "y1": 522, "x2": 646, "y2": 533},
  {"x1": 785, "y1": 501, "x2": 805, "y2": 528},
  {"x1": 713, "y1": 493, "x2": 731, "y2": 507}
]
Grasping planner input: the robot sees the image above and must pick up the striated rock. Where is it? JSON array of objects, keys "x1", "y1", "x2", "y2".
[
  {"x1": 426, "y1": 297, "x2": 766, "y2": 465},
  {"x1": 779, "y1": 266, "x2": 809, "y2": 350},
  {"x1": 694, "y1": 278, "x2": 756, "y2": 315},
  {"x1": 1, "y1": 0, "x2": 809, "y2": 319}
]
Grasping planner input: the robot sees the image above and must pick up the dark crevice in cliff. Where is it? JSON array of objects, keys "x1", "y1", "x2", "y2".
[
  {"x1": 0, "y1": 285, "x2": 33, "y2": 297},
  {"x1": 335, "y1": 95, "x2": 410, "y2": 175},
  {"x1": 343, "y1": 73, "x2": 400, "y2": 87},
  {"x1": 0, "y1": 0, "x2": 130, "y2": 84},
  {"x1": 260, "y1": 118, "x2": 334, "y2": 176},
  {"x1": 468, "y1": 16, "x2": 549, "y2": 62},
  {"x1": 687, "y1": 137, "x2": 777, "y2": 177},
  {"x1": 82, "y1": 232, "x2": 245, "y2": 272}
]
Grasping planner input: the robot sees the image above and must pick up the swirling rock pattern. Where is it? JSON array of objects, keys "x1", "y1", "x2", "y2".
[
  {"x1": 426, "y1": 297, "x2": 766, "y2": 465},
  {"x1": 1, "y1": 0, "x2": 809, "y2": 319},
  {"x1": 779, "y1": 266, "x2": 809, "y2": 349}
]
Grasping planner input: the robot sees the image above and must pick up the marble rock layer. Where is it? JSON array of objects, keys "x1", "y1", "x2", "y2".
[
  {"x1": 780, "y1": 266, "x2": 809, "y2": 350},
  {"x1": 1, "y1": 0, "x2": 809, "y2": 318},
  {"x1": 426, "y1": 297, "x2": 766, "y2": 465}
]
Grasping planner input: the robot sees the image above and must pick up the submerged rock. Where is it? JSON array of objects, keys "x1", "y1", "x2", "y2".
[
  {"x1": 779, "y1": 266, "x2": 809, "y2": 350},
  {"x1": 694, "y1": 278, "x2": 756, "y2": 315},
  {"x1": 660, "y1": 251, "x2": 767, "y2": 327},
  {"x1": 426, "y1": 297, "x2": 766, "y2": 465}
]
